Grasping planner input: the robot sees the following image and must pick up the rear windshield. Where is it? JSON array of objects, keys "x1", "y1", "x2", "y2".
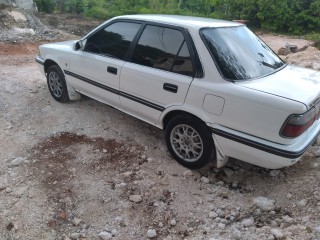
[{"x1": 200, "y1": 26, "x2": 285, "y2": 81}]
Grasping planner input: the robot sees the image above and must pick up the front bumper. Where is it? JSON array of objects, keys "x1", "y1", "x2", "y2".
[{"x1": 35, "y1": 56, "x2": 45, "y2": 76}]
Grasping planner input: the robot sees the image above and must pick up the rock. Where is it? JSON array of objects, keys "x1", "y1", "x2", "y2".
[
  {"x1": 271, "y1": 228, "x2": 284, "y2": 239},
  {"x1": 12, "y1": 186, "x2": 28, "y2": 197},
  {"x1": 115, "y1": 183, "x2": 126, "y2": 189},
  {"x1": 121, "y1": 171, "x2": 133, "y2": 178},
  {"x1": 170, "y1": 219, "x2": 176, "y2": 226},
  {"x1": 0, "y1": 184, "x2": 7, "y2": 191},
  {"x1": 129, "y1": 195, "x2": 143, "y2": 203},
  {"x1": 286, "y1": 193, "x2": 292, "y2": 199},
  {"x1": 209, "y1": 211, "x2": 218, "y2": 219},
  {"x1": 0, "y1": 178, "x2": 8, "y2": 191},
  {"x1": 314, "y1": 225, "x2": 320, "y2": 233},
  {"x1": 315, "y1": 148, "x2": 320, "y2": 157},
  {"x1": 59, "y1": 210, "x2": 67, "y2": 220},
  {"x1": 183, "y1": 170, "x2": 193, "y2": 177},
  {"x1": 267, "y1": 235, "x2": 275, "y2": 240},
  {"x1": 10, "y1": 157, "x2": 26, "y2": 167},
  {"x1": 282, "y1": 215, "x2": 294, "y2": 224},
  {"x1": 72, "y1": 218, "x2": 82, "y2": 226},
  {"x1": 203, "y1": 226, "x2": 211, "y2": 233},
  {"x1": 70, "y1": 233, "x2": 80, "y2": 240},
  {"x1": 5, "y1": 187, "x2": 12, "y2": 193},
  {"x1": 201, "y1": 176, "x2": 210, "y2": 184},
  {"x1": 111, "y1": 229, "x2": 117, "y2": 236},
  {"x1": 296, "y1": 199, "x2": 308, "y2": 207},
  {"x1": 163, "y1": 236, "x2": 173, "y2": 240},
  {"x1": 242, "y1": 217, "x2": 254, "y2": 227},
  {"x1": 98, "y1": 231, "x2": 112, "y2": 240},
  {"x1": 301, "y1": 215, "x2": 310, "y2": 223},
  {"x1": 218, "y1": 223, "x2": 225, "y2": 229},
  {"x1": 223, "y1": 168, "x2": 235, "y2": 177},
  {"x1": 269, "y1": 170, "x2": 280, "y2": 177},
  {"x1": 147, "y1": 229, "x2": 157, "y2": 238},
  {"x1": 231, "y1": 229, "x2": 242, "y2": 240},
  {"x1": 253, "y1": 197, "x2": 275, "y2": 211}
]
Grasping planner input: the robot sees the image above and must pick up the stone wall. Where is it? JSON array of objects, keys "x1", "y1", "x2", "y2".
[{"x1": 0, "y1": 0, "x2": 36, "y2": 11}]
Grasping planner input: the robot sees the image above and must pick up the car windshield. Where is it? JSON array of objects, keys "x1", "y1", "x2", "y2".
[{"x1": 201, "y1": 26, "x2": 285, "y2": 81}]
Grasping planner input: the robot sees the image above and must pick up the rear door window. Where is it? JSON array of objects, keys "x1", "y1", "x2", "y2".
[{"x1": 132, "y1": 25, "x2": 194, "y2": 76}]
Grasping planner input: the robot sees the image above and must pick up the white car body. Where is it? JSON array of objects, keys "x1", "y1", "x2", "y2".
[{"x1": 36, "y1": 15, "x2": 320, "y2": 169}]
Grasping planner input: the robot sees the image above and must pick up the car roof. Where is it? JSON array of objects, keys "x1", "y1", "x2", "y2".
[{"x1": 113, "y1": 14, "x2": 242, "y2": 29}]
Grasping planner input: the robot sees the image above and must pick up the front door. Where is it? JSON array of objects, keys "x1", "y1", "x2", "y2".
[{"x1": 66, "y1": 21, "x2": 142, "y2": 107}]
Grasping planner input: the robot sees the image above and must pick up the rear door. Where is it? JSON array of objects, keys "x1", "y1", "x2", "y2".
[
  {"x1": 66, "y1": 21, "x2": 141, "y2": 106},
  {"x1": 120, "y1": 24, "x2": 195, "y2": 125}
]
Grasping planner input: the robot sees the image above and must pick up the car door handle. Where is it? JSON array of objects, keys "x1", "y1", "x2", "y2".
[
  {"x1": 163, "y1": 83, "x2": 178, "y2": 93},
  {"x1": 107, "y1": 66, "x2": 117, "y2": 75}
]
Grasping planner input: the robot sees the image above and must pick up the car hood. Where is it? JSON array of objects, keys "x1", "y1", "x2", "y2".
[
  {"x1": 41, "y1": 40, "x2": 76, "y2": 51},
  {"x1": 238, "y1": 65, "x2": 320, "y2": 108},
  {"x1": 50, "y1": 40, "x2": 76, "y2": 46}
]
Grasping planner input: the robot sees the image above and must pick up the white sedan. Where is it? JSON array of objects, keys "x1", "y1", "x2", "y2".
[{"x1": 36, "y1": 15, "x2": 320, "y2": 169}]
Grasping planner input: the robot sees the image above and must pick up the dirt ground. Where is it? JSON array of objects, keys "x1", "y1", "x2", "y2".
[{"x1": 1, "y1": 12, "x2": 320, "y2": 240}]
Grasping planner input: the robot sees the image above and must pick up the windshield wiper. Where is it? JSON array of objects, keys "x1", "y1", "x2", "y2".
[{"x1": 257, "y1": 53, "x2": 278, "y2": 69}]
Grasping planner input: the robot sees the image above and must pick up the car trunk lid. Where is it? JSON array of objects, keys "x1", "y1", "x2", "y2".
[{"x1": 237, "y1": 65, "x2": 320, "y2": 109}]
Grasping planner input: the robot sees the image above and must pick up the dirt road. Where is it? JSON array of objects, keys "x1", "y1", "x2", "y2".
[{"x1": 0, "y1": 37, "x2": 320, "y2": 240}]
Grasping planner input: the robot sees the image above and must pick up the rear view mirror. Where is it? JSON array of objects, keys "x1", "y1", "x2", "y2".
[{"x1": 73, "y1": 40, "x2": 83, "y2": 51}]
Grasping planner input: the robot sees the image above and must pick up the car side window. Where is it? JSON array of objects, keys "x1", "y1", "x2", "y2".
[
  {"x1": 132, "y1": 25, "x2": 194, "y2": 76},
  {"x1": 84, "y1": 22, "x2": 141, "y2": 60}
]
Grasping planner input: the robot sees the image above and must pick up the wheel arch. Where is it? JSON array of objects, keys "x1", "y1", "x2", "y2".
[
  {"x1": 44, "y1": 59, "x2": 60, "y2": 75},
  {"x1": 161, "y1": 107, "x2": 211, "y2": 130}
]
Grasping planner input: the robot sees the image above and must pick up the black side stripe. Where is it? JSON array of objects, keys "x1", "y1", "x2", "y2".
[
  {"x1": 119, "y1": 92, "x2": 165, "y2": 112},
  {"x1": 65, "y1": 70, "x2": 119, "y2": 95},
  {"x1": 211, "y1": 128, "x2": 317, "y2": 159},
  {"x1": 64, "y1": 70, "x2": 165, "y2": 112}
]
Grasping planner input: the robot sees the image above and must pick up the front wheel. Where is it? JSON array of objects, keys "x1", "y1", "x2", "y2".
[
  {"x1": 47, "y1": 65, "x2": 69, "y2": 102},
  {"x1": 165, "y1": 114, "x2": 215, "y2": 169}
]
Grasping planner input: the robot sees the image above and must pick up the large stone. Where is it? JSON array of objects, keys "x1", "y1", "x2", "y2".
[
  {"x1": 129, "y1": 194, "x2": 143, "y2": 203},
  {"x1": 242, "y1": 217, "x2": 255, "y2": 227},
  {"x1": 10, "y1": 157, "x2": 26, "y2": 167},
  {"x1": 98, "y1": 231, "x2": 112, "y2": 240},
  {"x1": 0, "y1": 0, "x2": 36, "y2": 11},
  {"x1": 271, "y1": 228, "x2": 284, "y2": 239},
  {"x1": 253, "y1": 197, "x2": 275, "y2": 211},
  {"x1": 147, "y1": 229, "x2": 157, "y2": 238}
]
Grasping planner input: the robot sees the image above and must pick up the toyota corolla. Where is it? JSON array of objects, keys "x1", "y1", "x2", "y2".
[{"x1": 36, "y1": 15, "x2": 320, "y2": 169}]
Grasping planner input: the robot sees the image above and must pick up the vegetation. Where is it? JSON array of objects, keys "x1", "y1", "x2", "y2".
[{"x1": 35, "y1": 0, "x2": 320, "y2": 34}]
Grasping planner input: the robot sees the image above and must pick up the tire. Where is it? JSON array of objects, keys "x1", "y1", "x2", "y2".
[
  {"x1": 47, "y1": 65, "x2": 69, "y2": 102},
  {"x1": 165, "y1": 114, "x2": 215, "y2": 169}
]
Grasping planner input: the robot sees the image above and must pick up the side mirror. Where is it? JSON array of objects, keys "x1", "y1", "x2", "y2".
[{"x1": 73, "y1": 40, "x2": 83, "y2": 51}]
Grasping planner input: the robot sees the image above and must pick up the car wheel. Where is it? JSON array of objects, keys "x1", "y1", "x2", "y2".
[
  {"x1": 47, "y1": 65, "x2": 69, "y2": 102},
  {"x1": 165, "y1": 114, "x2": 215, "y2": 169}
]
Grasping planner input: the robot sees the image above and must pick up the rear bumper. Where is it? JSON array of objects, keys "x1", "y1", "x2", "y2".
[{"x1": 211, "y1": 123, "x2": 320, "y2": 169}]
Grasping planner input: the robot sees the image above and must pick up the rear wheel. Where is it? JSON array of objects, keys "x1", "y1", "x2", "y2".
[
  {"x1": 165, "y1": 114, "x2": 215, "y2": 169},
  {"x1": 47, "y1": 65, "x2": 69, "y2": 102}
]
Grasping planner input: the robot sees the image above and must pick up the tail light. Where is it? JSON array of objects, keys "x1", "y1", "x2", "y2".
[{"x1": 281, "y1": 102, "x2": 320, "y2": 138}]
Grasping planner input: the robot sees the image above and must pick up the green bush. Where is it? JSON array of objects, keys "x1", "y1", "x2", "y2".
[
  {"x1": 34, "y1": 0, "x2": 56, "y2": 13},
  {"x1": 35, "y1": 0, "x2": 320, "y2": 34}
]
